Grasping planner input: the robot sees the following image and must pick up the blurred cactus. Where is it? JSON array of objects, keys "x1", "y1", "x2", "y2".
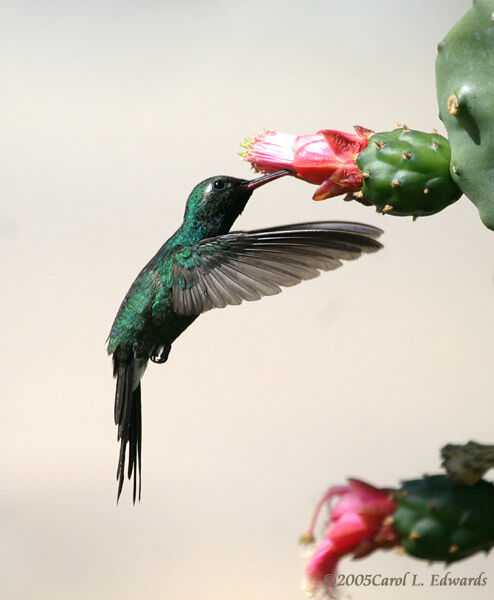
[
  {"x1": 392, "y1": 475, "x2": 494, "y2": 563},
  {"x1": 302, "y1": 469, "x2": 494, "y2": 596},
  {"x1": 442, "y1": 441, "x2": 494, "y2": 485}
]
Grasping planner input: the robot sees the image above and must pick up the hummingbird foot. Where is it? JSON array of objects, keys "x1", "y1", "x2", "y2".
[{"x1": 150, "y1": 344, "x2": 171, "y2": 364}]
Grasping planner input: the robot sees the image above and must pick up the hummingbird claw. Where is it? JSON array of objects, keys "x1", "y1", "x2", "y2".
[{"x1": 150, "y1": 344, "x2": 171, "y2": 364}]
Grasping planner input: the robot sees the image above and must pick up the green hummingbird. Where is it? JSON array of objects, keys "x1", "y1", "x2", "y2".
[{"x1": 108, "y1": 170, "x2": 383, "y2": 502}]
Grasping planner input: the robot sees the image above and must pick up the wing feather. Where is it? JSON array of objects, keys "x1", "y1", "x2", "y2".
[{"x1": 170, "y1": 221, "x2": 383, "y2": 316}]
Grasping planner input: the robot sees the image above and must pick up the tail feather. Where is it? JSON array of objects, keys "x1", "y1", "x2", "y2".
[
  {"x1": 128, "y1": 384, "x2": 142, "y2": 501},
  {"x1": 114, "y1": 360, "x2": 142, "y2": 503}
]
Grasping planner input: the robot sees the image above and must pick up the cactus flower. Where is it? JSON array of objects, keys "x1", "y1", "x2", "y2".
[
  {"x1": 301, "y1": 478, "x2": 398, "y2": 595},
  {"x1": 240, "y1": 126, "x2": 372, "y2": 200}
]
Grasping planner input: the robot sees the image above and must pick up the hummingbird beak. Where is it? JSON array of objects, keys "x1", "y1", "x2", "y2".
[{"x1": 245, "y1": 170, "x2": 291, "y2": 191}]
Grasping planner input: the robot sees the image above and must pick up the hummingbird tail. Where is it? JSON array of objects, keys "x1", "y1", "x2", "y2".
[{"x1": 114, "y1": 359, "x2": 142, "y2": 503}]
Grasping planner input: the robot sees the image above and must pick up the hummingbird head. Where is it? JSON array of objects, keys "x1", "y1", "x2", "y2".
[{"x1": 182, "y1": 171, "x2": 289, "y2": 237}]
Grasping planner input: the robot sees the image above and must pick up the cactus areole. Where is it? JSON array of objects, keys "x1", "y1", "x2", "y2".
[
  {"x1": 436, "y1": 0, "x2": 494, "y2": 230},
  {"x1": 393, "y1": 475, "x2": 494, "y2": 563}
]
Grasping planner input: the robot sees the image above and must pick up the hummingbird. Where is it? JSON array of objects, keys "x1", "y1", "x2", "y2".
[{"x1": 108, "y1": 170, "x2": 383, "y2": 502}]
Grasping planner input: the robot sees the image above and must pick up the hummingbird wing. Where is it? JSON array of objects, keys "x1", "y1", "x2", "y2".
[{"x1": 170, "y1": 221, "x2": 383, "y2": 316}]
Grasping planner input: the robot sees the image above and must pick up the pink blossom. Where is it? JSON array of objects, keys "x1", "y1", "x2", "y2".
[
  {"x1": 240, "y1": 126, "x2": 372, "y2": 200},
  {"x1": 301, "y1": 478, "x2": 398, "y2": 595}
]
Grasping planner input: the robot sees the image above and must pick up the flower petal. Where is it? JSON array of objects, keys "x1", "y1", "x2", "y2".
[
  {"x1": 319, "y1": 129, "x2": 367, "y2": 158},
  {"x1": 305, "y1": 538, "x2": 340, "y2": 587},
  {"x1": 327, "y1": 512, "x2": 372, "y2": 550},
  {"x1": 240, "y1": 131, "x2": 297, "y2": 174}
]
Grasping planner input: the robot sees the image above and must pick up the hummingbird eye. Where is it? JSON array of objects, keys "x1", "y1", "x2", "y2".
[{"x1": 213, "y1": 179, "x2": 226, "y2": 190}]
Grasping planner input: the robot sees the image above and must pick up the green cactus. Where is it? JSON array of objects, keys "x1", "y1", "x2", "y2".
[
  {"x1": 355, "y1": 128, "x2": 461, "y2": 218},
  {"x1": 392, "y1": 475, "x2": 494, "y2": 563},
  {"x1": 436, "y1": 0, "x2": 494, "y2": 231}
]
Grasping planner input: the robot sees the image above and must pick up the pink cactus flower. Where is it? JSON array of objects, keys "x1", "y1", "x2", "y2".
[
  {"x1": 301, "y1": 478, "x2": 399, "y2": 595},
  {"x1": 240, "y1": 126, "x2": 372, "y2": 200}
]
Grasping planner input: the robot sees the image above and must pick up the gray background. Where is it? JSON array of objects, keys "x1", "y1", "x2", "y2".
[{"x1": 3, "y1": 1, "x2": 494, "y2": 598}]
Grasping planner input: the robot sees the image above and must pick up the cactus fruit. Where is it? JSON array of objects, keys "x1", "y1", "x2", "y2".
[
  {"x1": 436, "y1": 0, "x2": 494, "y2": 230},
  {"x1": 392, "y1": 475, "x2": 494, "y2": 563},
  {"x1": 355, "y1": 128, "x2": 462, "y2": 218}
]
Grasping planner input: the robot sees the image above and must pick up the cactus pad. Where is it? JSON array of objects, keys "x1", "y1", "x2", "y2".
[
  {"x1": 355, "y1": 128, "x2": 461, "y2": 218},
  {"x1": 436, "y1": 0, "x2": 494, "y2": 230},
  {"x1": 392, "y1": 475, "x2": 494, "y2": 563}
]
